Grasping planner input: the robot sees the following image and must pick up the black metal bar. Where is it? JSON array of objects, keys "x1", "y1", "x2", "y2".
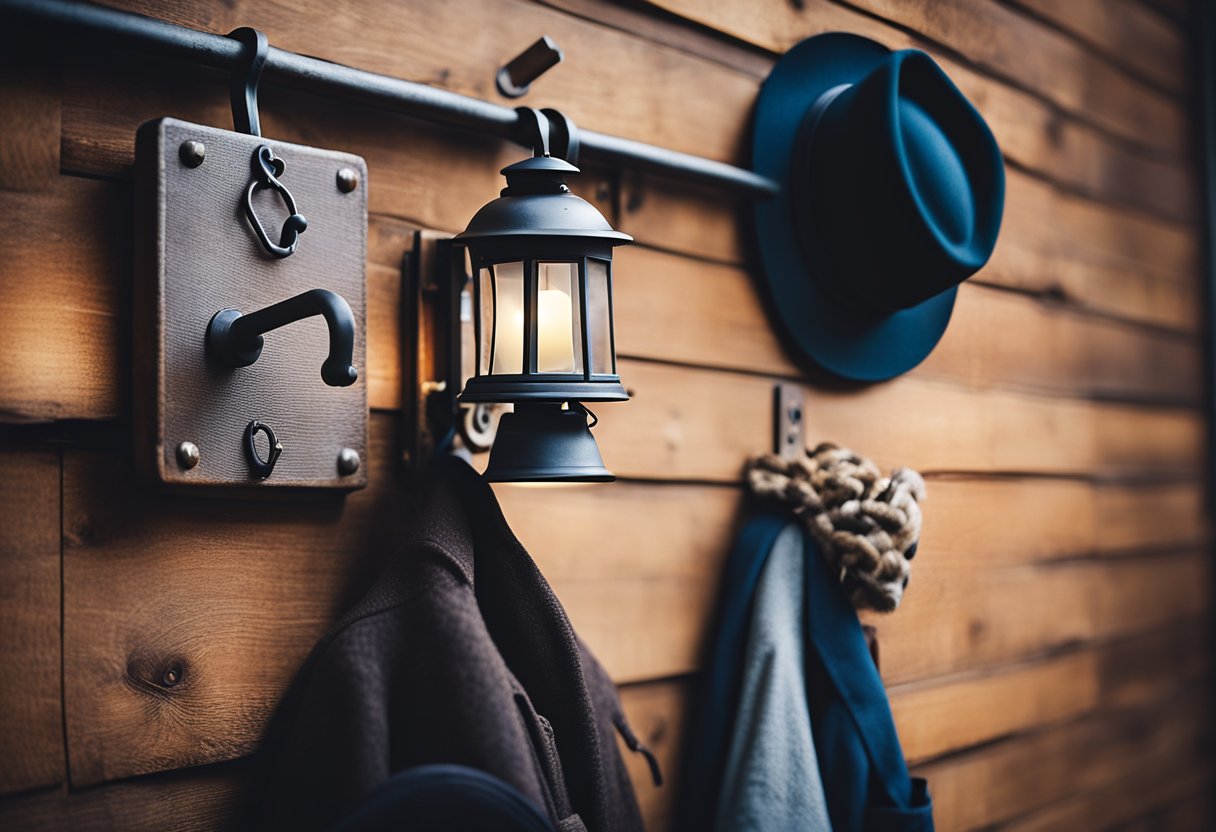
[{"x1": 0, "y1": 0, "x2": 779, "y2": 198}]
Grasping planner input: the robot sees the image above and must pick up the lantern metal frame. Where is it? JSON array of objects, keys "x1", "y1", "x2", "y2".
[{"x1": 456, "y1": 148, "x2": 632, "y2": 408}]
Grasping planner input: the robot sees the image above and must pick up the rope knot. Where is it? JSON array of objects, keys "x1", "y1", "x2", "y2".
[{"x1": 745, "y1": 443, "x2": 925, "y2": 612}]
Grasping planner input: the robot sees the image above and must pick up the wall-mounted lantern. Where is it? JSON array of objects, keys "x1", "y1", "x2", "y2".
[{"x1": 454, "y1": 119, "x2": 632, "y2": 482}]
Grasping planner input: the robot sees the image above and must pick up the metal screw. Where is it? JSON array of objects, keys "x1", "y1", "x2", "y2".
[
  {"x1": 176, "y1": 441, "x2": 200, "y2": 469},
  {"x1": 337, "y1": 447, "x2": 361, "y2": 475},
  {"x1": 336, "y1": 167, "x2": 359, "y2": 193},
  {"x1": 179, "y1": 140, "x2": 206, "y2": 168}
]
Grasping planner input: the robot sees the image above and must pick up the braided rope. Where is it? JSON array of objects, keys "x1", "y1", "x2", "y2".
[{"x1": 745, "y1": 443, "x2": 926, "y2": 612}]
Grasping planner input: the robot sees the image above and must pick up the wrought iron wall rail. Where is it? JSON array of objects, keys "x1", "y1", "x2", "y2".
[{"x1": 0, "y1": 0, "x2": 779, "y2": 198}]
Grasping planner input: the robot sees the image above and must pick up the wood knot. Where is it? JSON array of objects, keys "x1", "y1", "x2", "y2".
[{"x1": 126, "y1": 652, "x2": 189, "y2": 696}]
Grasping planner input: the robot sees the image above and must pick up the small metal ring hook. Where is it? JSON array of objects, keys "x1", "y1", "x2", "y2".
[
  {"x1": 244, "y1": 145, "x2": 308, "y2": 258},
  {"x1": 244, "y1": 420, "x2": 283, "y2": 479}
]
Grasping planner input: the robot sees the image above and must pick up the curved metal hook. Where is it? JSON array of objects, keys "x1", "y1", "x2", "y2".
[
  {"x1": 244, "y1": 145, "x2": 308, "y2": 258},
  {"x1": 227, "y1": 27, "x2": 268, "y2": 137},
  {"x1": 541, "y1": 108, "x2": 579, "y2": 165},
  {"x1": 515, "y1": 107, "x2": 551, "y2": 157},
  {"x1": 244, "y1": 420, "x2": 282, "y2": 479}
]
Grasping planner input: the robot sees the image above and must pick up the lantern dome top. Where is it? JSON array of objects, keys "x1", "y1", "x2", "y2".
[{"x1": 456, "y1": 155, "x2": 633, "y2": 244}]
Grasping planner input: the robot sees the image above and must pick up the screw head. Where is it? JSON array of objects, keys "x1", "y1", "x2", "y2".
[
  {"x1": 176, "y1": 441, "x2": 200, "y2": 469},
  {"x1": 179, "y1": 140, "x2": 206, "y2": 168},
  {"x1": 336, "y1": 167, "x2": 360, "y2": 193},
  {"x1": 337, "y1": 447, "x2": 361, "y2": 475}
]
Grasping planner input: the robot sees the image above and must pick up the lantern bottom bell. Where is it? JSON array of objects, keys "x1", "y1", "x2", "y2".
[{"x1": 482, "y1": 402, "x2": 613, "y2": 482}]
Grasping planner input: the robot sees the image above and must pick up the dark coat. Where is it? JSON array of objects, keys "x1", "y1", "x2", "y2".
[{"x1": 253, "y1": 457, "x2": 650, "y2": 832}]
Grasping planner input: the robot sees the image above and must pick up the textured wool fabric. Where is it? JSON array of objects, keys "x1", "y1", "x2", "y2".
[
  {"x1": 714, "y1": 523, "x2": 831, "y2": 832},
  {"x1": 251, "y1": 457, "x2": 647, "y2": 832}
]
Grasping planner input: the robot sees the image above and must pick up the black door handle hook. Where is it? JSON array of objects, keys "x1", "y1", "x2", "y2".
[
  {"x1": 244, "y1": 145, "x2": 308, "y2": 258},
  {"x1": 207, "y1": 288, "x2": 358, "y2": 387}
]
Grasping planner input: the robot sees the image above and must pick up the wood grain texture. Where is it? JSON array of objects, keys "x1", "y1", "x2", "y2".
[
  {"x1": 61, "y1": 418, "x2": 408, "y2": 786},
  {"x1": 7, "y1": 176, "x2": 1202, "y2": 427},
  {"x1": 0, "y1": 179, "x2": 124, "y2": 422},
  {"x1": 0, "y1": 449, "x2": 64, "y2": 795},
  {"x1": 1002, "y1": 0, "x2": 1187, "y2": 93},
  {"x1": 0, "y1": 45, "x2": 61, "y2": 190},
  {"x1": 499, "y1": 476, "x2": 1208, "y2": 684},
  {"x1": 69, "y1": 0, "x2": 1196, "y2": 227},
  {"x1": 921, "y1": 683, "x2": 1213, "y2": 830},
  {"x1": 835, "y1": 0, "x2": 1186, "y2": 156},
  {"x1": 635, "y1": 0, "x2": 1195, "y2": 221},
  {"x1": 618, "y1": 626, "x2": 1212, "y2": 832},
  {"x1": 0, "y1": 763, "x2": 248, "y2": 831}
]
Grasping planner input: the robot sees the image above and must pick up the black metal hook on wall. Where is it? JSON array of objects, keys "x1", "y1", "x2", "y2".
[
  {"x1": 515, "y1": 106, "x2": 579, "y2": 165},
  {"x1": 244, "y1": 420, "x2": 283, "y2": 478},
  {"x1": 228, "y1": 26, "x2": 307, "y2": 258},
  {"x1": 244, "y1": 144, "x2": 308, "y2": 257},
  {"x1": 227, "y1": 26, "x2": 267, "y2": 137}
]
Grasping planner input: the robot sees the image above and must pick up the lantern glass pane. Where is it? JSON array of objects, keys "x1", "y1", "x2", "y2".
[
  {"x1": 490, "y1": 261, "x2": 525, "y2": 375},
  {"x1": 587, "y1": 259, "x2": 614, "y2": 374},
  {"x1": 536, "y1": 262, "x2": 582, "y2": 374}
]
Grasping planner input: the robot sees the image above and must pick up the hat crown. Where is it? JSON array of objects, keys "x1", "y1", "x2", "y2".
[{"x1": 794, "y1": 49, "x2": 1004, "y2": 316}]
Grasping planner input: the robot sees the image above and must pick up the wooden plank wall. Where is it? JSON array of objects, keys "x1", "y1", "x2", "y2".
[{"x1": 0, "y1": 0, "x2": 1212, "y2": 829}]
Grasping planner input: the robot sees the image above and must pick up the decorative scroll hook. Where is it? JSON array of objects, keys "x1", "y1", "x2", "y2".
[
  {"x1": 244, "y1": 145, "x2": 308, "y2": 258},
  {"x1": 227, "y1": 27, "x2": 268, "y2": 137}
]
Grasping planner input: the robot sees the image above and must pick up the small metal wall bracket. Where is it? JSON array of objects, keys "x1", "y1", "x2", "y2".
[
  {"x1": 774, "y1": 383, "x2": 806, "y2": 460},
  {"x1": 402, "y1": 231, "x2": 468, "y2": 469},
  {"x1": 497, "y1": 36, "x2": 563, "y2": 99}
]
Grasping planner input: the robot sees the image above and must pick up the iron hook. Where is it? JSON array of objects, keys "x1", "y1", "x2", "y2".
[
  {"x1": 244, "y1": 145, "x2": 308, "y2": 258},
  {"x1": 244, "y1": 420, "x2": 283, "y2": 479},
  {"x1": 227, "y1": 27, "x2": 268, "y2": 137}
]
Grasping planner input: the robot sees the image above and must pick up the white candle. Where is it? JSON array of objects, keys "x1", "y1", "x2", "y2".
[
  {"x1": 491, "y1": 286, "x2": 575, "y2": 373},
  {"x1": 537, "y1": 288, "x2": 575, "y2": 372}
]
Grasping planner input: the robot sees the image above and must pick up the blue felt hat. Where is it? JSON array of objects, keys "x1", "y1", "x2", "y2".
[{"x1": 752, "y1": 33, "x2": 1005, "y2": 381}]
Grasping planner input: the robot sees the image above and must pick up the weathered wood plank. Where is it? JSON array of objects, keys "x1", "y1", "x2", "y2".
[
  {"x1": 4, "y1": 179, "x2": 1201, "y2": 432},
  {"x1": 67, "y1": 0, "x2": 1198, "y2": 227},
  {"x1": 0, "y1": 45, "x2": 61, "y2": 190},
  {"x1": 53, "y1": 407, "x2": 1211, "y2": 784},
  {"x1": 503, "y1": 475, "x2": 1208, "y2": 683},
  {"x1": 0, "y1": 178, "x2": 124, "y2": 423},
  {"x1": 61, "y1": 421, "x2": 408, "y2": 786},
  {"x1": 1003, "y1": 0, "x2": 1187, "y2": 93},
  {"x1": 836, "y1": 0, "x2": 1186, "y2": 156},
  {"x1": 0, "y1": 449, "x2": 64, "y2": 795},
  {"x1": 0, "y1": 763, "x2": 248, "y2": 831},
  {"x1": 920, "y1": 684, "x2": 1212, "y2": 830},
  {"x1": 636, "y1": 0, "x2": 1194, "y2": 219},
  {"x1": 598, "y1": 360, "x2": 1202, "y2": 482},
  {"x1": 618, "y1": 628, "x2": 1210, "y2": 832}
]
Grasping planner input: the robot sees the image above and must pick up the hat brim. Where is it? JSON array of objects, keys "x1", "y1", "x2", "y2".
[{"x1": 752, "y1": 33, "x2": 957, "y2": 382}]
